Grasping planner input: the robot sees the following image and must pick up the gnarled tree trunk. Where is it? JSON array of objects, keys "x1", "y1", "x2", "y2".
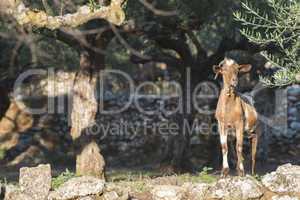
[
  {"x1": 1, "y1": 0, "x2": 125, "y2": 178},
  {"x1": 71, "y1": 24, "x2": 114, "y2": 178},
  {"x1": 71, "y1": 69, "x2": 105, "y2": 178}
]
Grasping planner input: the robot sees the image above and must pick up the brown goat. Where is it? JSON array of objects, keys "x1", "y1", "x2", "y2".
[{"x1": 213, "y1": 57, "x2": 259, "y2": 177}]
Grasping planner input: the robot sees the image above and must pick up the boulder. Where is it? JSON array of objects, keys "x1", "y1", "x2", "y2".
[
  {"x1": 183, "y1": 182, "x2": 210, "y2": 200},
  {"x1": 4, "y1": 184, "x2": 31, "y2": 200},
  {"x1": 103, "y1": 191, "x2": 119, "y2": 200},
  {"x1": 77, "y1": 196, "x2": 96, "y2": 200},
  {"x1": 206, "y1": 176, "x2": 263, "y2": 200},
  {"x1": 104, "y1": 182, "x2": 130, "y2": 200},
  {"x1": 48, "y1": 176, "x2": 105, "y2": 200},
  {"x1": 151, "y1": 185, "x2": 184, "y2": 200},
  {"x1": 272, "y1": 195, "x2": 300, "y2": 200},
  {"x1": 262, "y1": 163, "x2": 300, "y2": 193},
  {"x1": 19, "y1": 164, "x2": 51, "y2": 200}
]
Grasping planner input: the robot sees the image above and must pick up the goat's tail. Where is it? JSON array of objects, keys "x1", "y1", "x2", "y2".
[{"x1": 250, "y1": 125, "x2": 260, "y2": 175}]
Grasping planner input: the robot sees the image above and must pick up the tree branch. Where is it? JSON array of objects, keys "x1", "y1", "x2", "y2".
[{"x1": 0, "y1": 0, "x2": 125, "y2": 29}]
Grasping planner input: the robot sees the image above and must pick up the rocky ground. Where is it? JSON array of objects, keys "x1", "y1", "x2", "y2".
[{"x1": 1, "y1": 163, "x2": 300, "y2": 200}]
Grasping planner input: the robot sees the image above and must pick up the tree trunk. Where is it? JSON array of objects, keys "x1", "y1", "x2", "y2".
[
  {"x1": 71, "y1": 70, "x2": 105, "y2": 178},
  {"x1": 70, "y1": 22, "x2": 113, "y2": 178}
]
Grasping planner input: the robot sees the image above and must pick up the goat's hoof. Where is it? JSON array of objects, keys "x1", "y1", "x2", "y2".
[
  {"x1": 221, "y1": 168, "x2": 229, "y2": 178},
  {"x1": 237, "y1": 169, "x2": 245, "y2": 177}
]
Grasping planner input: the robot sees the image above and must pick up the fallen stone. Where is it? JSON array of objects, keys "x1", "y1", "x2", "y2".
[
  {"x1": 183, "y1": 182, "x2": 210, "y2": 200},
  {"x1": 262, "y1": 163, "x2": 300, "y2": 193},
  {"x1": 103, "y1": 191, "x2": 119, "y2": 200},
  {"x1": 206, "y1": 176, "x2": 263, "y2": 200},
  {"x1": 272, "y1": 195, "x2": 300, "y2": 200},
  {"x1": 4, "y1": 184, "x2": 31, "y2": 200},
  {"x1": 77, "y1": 196, "x2": 96, "y2": 200},
  {"x1": 104, "y1": 182, "x2": 130, "y2": 200},
  {"x1": 151, "y1": 185, "x2": 184, "y2": 200},
  {"x1": 19, "y1": 164, "x2": 51, "y2": 200},
  {"x1": 48, "y1": 176, "x2": 105, "y2": 200}
]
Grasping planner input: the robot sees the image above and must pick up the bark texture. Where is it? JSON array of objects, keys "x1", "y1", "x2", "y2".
[
  {"x1": 0, "y1": 0, "x2": 125, "y2": 28},
  {"x1": 71, "y1": 71, "x2": 105, "y2": 178}
]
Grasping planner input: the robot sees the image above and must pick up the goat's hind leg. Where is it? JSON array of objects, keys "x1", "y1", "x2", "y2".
[{"x1": 249, "y1": 127, "x2": 259, "y2": 175}]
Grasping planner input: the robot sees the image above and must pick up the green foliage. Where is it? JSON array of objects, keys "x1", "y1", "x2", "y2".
[
  {"x1": 234, "y1": 0, "x2": 300, "y2": 86},
  {"x1": 89, "y1": 0, "x2": 101, "y2": 12},
  {"x1": 0, "y1": 149, "x2": 6, "y2": 160},
  {"x1": 198, "y1": 166, "x2": 216, "y2": 183},
  {"x1": 253, "y1": 173, "x2": 262, "y2": 181},
  {"x1": 51, "y1": 169, "x2": 77, "y2": 189},
  {"x1": 176, "y1": 167, "x2": 217, "y2": 184},
  {"x1": 0, "y1": 178, "x2": 8, "y2": 186}
]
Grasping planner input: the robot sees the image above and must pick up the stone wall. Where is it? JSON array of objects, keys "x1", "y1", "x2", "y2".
[
  {"x1": 288, "y1": 86, "x2": 300, "y2": 134},
  {"x1": 3, "y1": 163, "x2": 300, "y2": 200},
  {"x1": 0, "y1": 71, "x2": 299, "y2": 169}
]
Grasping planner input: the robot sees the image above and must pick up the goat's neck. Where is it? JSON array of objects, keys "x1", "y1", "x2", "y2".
[{"x1": 221, "y1": 85, "x2": 237, "y2": 98}]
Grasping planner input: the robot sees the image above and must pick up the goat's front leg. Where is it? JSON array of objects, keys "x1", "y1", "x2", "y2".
[
  {"x1": 219, "y1": 121, "x2": 229, "y2": 177},
  {"x1": 236, "y1": 122, "x2": 245, "y2": 176}
]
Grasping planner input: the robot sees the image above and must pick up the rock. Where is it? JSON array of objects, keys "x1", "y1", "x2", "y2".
[
  {"x1": 4, "y1": 191, "x2": 32, "y2": 200},
  {"x1": 183, "y1": 182, "x2": 210, "y2": 200},
  {"x1": 206, "y1": 176, "x2": 263, "y2": 200},
  {"x1": 288, "y1": 108, "x2": 298, "y2": 116},
  {"x1": 288, "y1": 116, "x2": 297, "y2": 121},
  {"x1": 76, "y1": 141, "x2": 105, "y2": 178},
  {"x1": 48, "y1": 191, "x2": 60, "y2": 200},
  {"x1": 103, "y1": 191, "x2": 119, "y2": 200},
  {"x1": 119, "y1": 193, "x2": 130, "y2": 200},
  {"x1": 104, "y1": 183, "x2": 130, "y2": 200},
  {"x1": 77, "y1": 196, "x2": 96, "y2": 200},
  {"x1": 290, "y1": 122, "x2": 300, "y2": 131},
  {"x1": 262, "y1": 164, "x2": 300, "y2": 193},
  {"x1": 4, "y1": 184, "x2": 31, "y2": 200},
  {"x1": 288, "y1": 96, "x2": 298, "y2": 102},
  {"x1": 48, "y1": 176, "x2": 105, "y2": 200},
  {"x1": 19, "y1": 164, "x2": 51, "y2": 200},
  {"x1": 272, "y1": 195, "x2": 300, "y2": 200},
  {"x1": 151, "y1": 185, "x2": 184, "y2": 200},
  {"x1": 288, "y1": 88, "x2": 300, "y2": 96}
]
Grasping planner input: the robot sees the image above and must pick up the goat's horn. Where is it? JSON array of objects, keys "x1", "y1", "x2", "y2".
[{"x1": 214, "y1": 73, "x2": 219, "y2": 80}]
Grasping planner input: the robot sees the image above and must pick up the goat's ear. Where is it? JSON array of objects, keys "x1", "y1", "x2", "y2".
[
  {"x1": 213, "y1": 65, "x2": 222, "y2": 73},
  {"x1": 238, "y1": 64, "x2": 252, "y2": 73},
  {"x1": 213, "y1": 65, "x2": 222, "y2": 79}
]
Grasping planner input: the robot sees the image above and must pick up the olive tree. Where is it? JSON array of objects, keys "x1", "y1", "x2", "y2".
[{"x1": 234, "y1": 0, "x2": 300, "y2": 86}]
